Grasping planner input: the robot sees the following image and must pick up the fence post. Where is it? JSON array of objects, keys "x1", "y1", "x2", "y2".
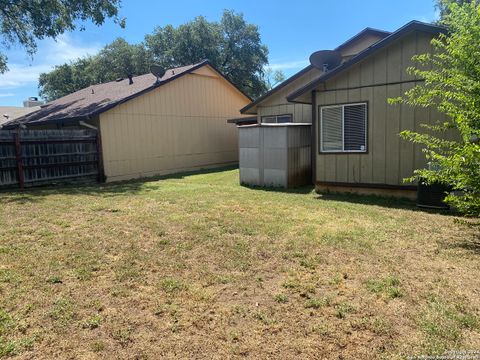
[
  {"x1": 96, "y1": 132, "x2": 105, "y2": 183},
  {"x1": 14, "y1": 131, "x2": 24, "y2": 189}
]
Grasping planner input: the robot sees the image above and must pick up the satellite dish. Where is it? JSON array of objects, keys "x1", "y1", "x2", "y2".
[
  {"x1": 150, "y1": 64, "x2": 166, "y2": 82},
  {"x1": 309, "y1": 50, "x2": 342, "y2": 72}
]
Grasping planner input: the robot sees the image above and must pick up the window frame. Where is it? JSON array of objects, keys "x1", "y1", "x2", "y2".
[
  {"x1": 319, "y1": 102, "x2": 368, "y2": 154},
  {"x1": 261, "y1": 114, "x2": 293, "y2": 124}
]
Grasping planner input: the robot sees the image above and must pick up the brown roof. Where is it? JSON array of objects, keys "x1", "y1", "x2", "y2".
[
  {"x1": 4, "y1": 60, "x2": 246, "y2": 128},
  {"x1": 0, "y1": 106, "x2": 41, "y2": 126}
]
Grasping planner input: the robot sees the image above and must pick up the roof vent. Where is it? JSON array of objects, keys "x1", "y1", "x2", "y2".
[
  {"x1": 128, "y1": 74, "x2": 133, "y2": 85},
  {"x1": 171, "y1": 70, "x2": 175, "y2": 75},
  {"x1": 91, "y1": 88, "x2": 94, "y2": 94}
]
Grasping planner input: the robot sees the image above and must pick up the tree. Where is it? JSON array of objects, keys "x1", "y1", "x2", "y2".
[
  {"x1": 89, "y1": 38, "x2": 152, "y2": 84},
  {"x1": 144, "y1": 10, "x2": 269, "y2": 98},
  {"x1": 263, "y1": 68, "x2": 286, "y2": 90},
  {"x1": 40, "y1": 10, "x2": 269, "y2": 100},
  {"x1": 435, "y1": 0, "x2": 479, "y2": 20},
  {"x1": 0, "y1": 0, "x2": 124, "y2": 73},
  {"x1": 39, "y1": 58, "x2": 94, "y2": 100},
  {"x1": 390, "y1": 0, "x2": 480, "y2": 215},
  {"x1": 39, "y1": 38, "x2": 152, "y2": 101}
]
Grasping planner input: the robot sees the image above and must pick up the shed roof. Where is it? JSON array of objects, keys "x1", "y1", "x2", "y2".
[
  {"x1": 227, "y1": 116, "x2": 257, "y2": 126},
  {"x1": 4, "y1": 60, "x2": 250, "y2": 128},
  {"x1": 287, "y1": 21, "x2": 447, "y2": 103}
]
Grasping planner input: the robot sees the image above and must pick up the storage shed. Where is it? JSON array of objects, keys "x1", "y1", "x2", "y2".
[{"x1": 239, "y1": 123, "x2": 311, "y2": 188}]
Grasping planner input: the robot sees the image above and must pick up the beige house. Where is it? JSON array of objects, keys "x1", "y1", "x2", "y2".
[
  {"x1": 4, "y1": 61, "x2": 251, "y2": 182},
  {"x1": 241, "y1": 21, "x2": 450, "y2": 198}
]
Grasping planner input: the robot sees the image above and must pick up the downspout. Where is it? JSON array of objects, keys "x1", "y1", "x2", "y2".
[{"x1": 311, "y1": 90, "x2": 317, "y2": 185}]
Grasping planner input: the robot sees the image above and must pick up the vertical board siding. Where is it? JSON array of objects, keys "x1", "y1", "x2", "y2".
[
  {"x1": 256, "y1": 67, "x2": 322, "y2": 123},
  {"x1": 100, "y1": 66, "x2": 250, "y2": 182},
  {"x1": 0, "y1": 129, "x2": 98, "y2": 188},
  {"x1": 239, "y1": 125, "x2": 311, "y2": 188},
  {"x1": 315, "y1": 31, "x2": 451, "y2": 186}
]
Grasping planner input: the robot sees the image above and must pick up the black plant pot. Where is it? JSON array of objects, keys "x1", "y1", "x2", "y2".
[{"x1": 417, "y1": 179, "x2": 450, "y2": 209}]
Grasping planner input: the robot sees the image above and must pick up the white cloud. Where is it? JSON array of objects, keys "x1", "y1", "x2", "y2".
[
  {"x1": 45, "y1": 34, "x2": 101, "y2": 63},
  {"x1": 0, "y1": 93, "x2": 15, "y2": 97},
  {"x1": 0, "y1": 64, "x2": 52, "y2": 89},
  {"x1": 0, "y1": 34, "x2": 101, "y2": 90},
  {"x1": 266, "y1": 59, "x2": 309, "y2": 71}
]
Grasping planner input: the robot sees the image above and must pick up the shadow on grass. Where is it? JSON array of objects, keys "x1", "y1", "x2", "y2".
[
  {"x1": 453, "y1": 239, "x2": 480, "y2": 254},
  {"x1": 0, "y1": 165, "x2": 238, "y2": 203},
  {"x1": 240, "y1": 183, "x2": 460, "y2": 215},
  {"x1": 446, "y1": 220, "x2": 480, "y2": 254}
]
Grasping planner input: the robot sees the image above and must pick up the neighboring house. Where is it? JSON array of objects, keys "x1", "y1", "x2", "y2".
[
  {"x1": 240, "y1": 21, "x2": 451, "y2": 198},
  {"x1": 3, "y1": 60, "x2": 251, "y2": 182},
  {"x1": 0, "y1": 106, "x2": 40, "y2": 127}
]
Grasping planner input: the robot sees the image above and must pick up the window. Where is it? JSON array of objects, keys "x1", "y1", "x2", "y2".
[
  {"x1": 320, "y1": 103, "x2": 367, "y2": 153},
  {"x1": 261, "y1": 114, "x2": 292, "y2": 123}
]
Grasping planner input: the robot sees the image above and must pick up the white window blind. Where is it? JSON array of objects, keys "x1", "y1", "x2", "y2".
[{"x1": 320, "y1": 103, "x2": 367, "y2": 153}]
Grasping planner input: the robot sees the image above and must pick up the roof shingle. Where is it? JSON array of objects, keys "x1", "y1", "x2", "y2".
[{"x1": 3, "y1": 62, "x2": 206, "y2": 128}]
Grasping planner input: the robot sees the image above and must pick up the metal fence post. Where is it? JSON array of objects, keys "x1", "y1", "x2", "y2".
[{"x1": 14, "y1": 131, "x2": 24, "y2": 189}]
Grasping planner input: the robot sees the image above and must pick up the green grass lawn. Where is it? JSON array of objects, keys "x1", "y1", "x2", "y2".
[{"x1": 0, "y1": 167, "x2": 479, "y2": 359}]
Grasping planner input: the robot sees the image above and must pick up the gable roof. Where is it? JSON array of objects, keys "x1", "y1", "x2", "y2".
[
  {"x1": 334, "y1": 27, "x2": 391, "y2": 52},
  {"x1": 287, "y1": 21, "x2": 447, "y2": 102},
  {"x1": 240, "y1": 28, "x2": 391, "y2": 115},
  {"x1": 240, "y1": 65, "x2": 315, "y2": 114},
  {"x1": 3, "y1": 60, "x2": 251, "y2": 128}
]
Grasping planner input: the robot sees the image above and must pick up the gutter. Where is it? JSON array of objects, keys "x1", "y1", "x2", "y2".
[{"x1": 286, "y1": 21, "x2": 447, "y2": 103}]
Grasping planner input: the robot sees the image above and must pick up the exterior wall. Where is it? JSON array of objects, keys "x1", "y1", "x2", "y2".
[
  {"x1": 238, "y1": 124, "x2": 311, "y2": 188},
  {"x1": 338, "y1": 33, "x2": 388, "y2": 58},
  {"x1": 99, "y1": 65, "x2": 250, "y2": 182},
  {"x1": 316, "y1": 183, "x2": 417, "y2": 200},
  {"x1": 257, "y1": 67, "x2": 322, "y2": 124},
  {"x1": 315, "y1": 31, "x2": 453, "y2": 189}
]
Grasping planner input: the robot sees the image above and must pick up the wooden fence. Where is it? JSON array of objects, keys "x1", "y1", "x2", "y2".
[{"x1": 0, "y1": 129, "x2": 103, "y2": 188}]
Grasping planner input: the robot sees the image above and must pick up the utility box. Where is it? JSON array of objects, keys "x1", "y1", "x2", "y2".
[{"x1": 238, "y1": 123, "x2": 311, "y2": 188}]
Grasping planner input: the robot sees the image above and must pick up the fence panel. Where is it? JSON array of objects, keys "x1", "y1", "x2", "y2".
[{"x1": 0, "y1": 129, "x2": 100, "y2": 188}]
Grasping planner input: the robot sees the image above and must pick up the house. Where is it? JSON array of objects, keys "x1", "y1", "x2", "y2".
[
  {"x1": 0, "y1": 105, "x2": 41, "y2": 127},
  {"x1": 240, "y1": 21, "x2": 450, "y2": 198},
  {"x1": 3, "y1": 60, "x2": 251, "y2": 182}
]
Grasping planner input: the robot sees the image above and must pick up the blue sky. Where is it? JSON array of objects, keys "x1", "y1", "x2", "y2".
[{"x1": 0, "y1": 0, "x2": 438, "y2": 106}]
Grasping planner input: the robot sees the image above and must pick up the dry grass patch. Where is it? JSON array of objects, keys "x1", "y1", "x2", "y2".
[{"x1": 0, "y1": 167, "x2": 479, "y2": 359}]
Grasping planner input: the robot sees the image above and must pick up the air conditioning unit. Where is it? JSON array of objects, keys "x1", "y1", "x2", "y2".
[{"x1": 23, "y1": 97, "x2": 44, "y2": 108}]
